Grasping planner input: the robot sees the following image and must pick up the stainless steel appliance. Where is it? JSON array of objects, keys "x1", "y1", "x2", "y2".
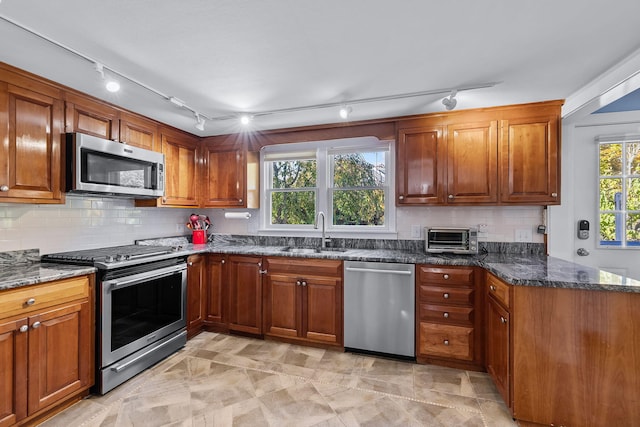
[
  {"x1": 425, "y1": 227, "x2": 478, "y2": 254},
  {"x1": 343, "y1": 261, "x2": 415, "y2": 358},
  {"x1": 42, "y1": 245, "x2": 187, "y2": 394},
  {"x1": 66, "y1": 132, "x2": 165, "y2": 199}
]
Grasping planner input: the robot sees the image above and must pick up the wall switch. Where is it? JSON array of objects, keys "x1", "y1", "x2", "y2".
[
  {"x1": 515, "y1": 228, "x2": 533, "y2": 242},
  {"x1": 410, "y1": 225, "x2": 422, "y2": 238}
]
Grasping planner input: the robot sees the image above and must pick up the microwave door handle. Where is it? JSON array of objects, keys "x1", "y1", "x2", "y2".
[{"x1": 104, "y1": 264, "x2": 186, "y2": 291}]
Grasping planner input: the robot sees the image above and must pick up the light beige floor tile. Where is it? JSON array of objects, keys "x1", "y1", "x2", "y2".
[
  {"x1": 467, "y1": 371, "x2": 504, "y2": 401},
  {"x1": 38, "y1": 399, "x2": 108, "y2": 427},
  {"x1": 391, "y1": 396, "x2": 485, "y2": 427},
  {"x1": 478, "y1": 399, "x2": 518, "y2": 427},
  {"x1": 412, "y1": 388, "x2": 482, "y2": 414},
  {"x1": 258, "y1": 382, "x2": 338, "y2": 427},
  {"x1": 413, "y1": 364, "x2": 477, "y2": 398}
]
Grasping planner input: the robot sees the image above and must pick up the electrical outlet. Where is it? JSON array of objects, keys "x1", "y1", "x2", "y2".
[
  {"x1": 515, "y1": 228, "x2": 533, "y2": 242},
  {"x1": 176, "y1": 223, "x2": 184, "y2": 233},
  {"x1": 410, "y1": 225, "x2": 421, "y2": 238},
  {"x1": 478, "y1": 223, "x2": 488, "y2": 232}
]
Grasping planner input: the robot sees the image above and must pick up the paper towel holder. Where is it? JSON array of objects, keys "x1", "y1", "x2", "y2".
[{"x1": 224, "y1": 212, "x2": 251, "y2": 219}]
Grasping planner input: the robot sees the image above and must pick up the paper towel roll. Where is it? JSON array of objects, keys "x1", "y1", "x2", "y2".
[{"x1": 224, "y1": 212, "x2": 251, "y2": 219}]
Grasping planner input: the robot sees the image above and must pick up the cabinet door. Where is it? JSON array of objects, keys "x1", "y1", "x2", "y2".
[
  {"x1": 303, "y1": 276, "x2": 342, "y2": 344},
  {"x1": 202, "y1": 147, "x2": 246, "y2": 207},
  {"x1": 120, "y1": 113, "x2": 159, "y2": 152},
  {"x1": 0, "y1": 318, "x2": 28, "y2": 426},
  {"x1": 396, "y1": 126, "x2": 446, "y2": 204},
  {"x1": 161, "y1": 132, "x2": 199, "y2": 207},
  {"x1": 486, "y1": 296, "x2": 510, "y2": 406},
  {"x1": 0, "y1": 84, "x2": 64, "y2": 202},
  {"x1": 64, "y1": 94, "x2": 119, "y2": 141},
  {"x1": 264, "y1": 273, "x2": 301, "y2": 338},
  {"x1": 205, "y1": 254, "x2": 227, "y2": 326},
  {"x1": 500, "y1": 117, "x2": 559, "y2": 204},
  {"x1": 227, "y1": 256, "x2": 262, "y2": 335},
  {"x1": 27, "y1": 300, "x2": 92, "y2": 415},
  {"x1": 187, "y1": 254, "x2": 206, "y2": 337},
  {"x1": 447, "y1": 121, "x2": 498, "y2": 203}
]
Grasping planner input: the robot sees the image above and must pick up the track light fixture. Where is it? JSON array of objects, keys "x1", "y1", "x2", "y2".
[
  {"x1": 442, "y1": 90, "x2": 457, "y2": 110},
  {"x1": 339, "y1": 106, "x2": 352, "y2": 120},
  {"x1": 194, "y1": 113, "x2": 205, "y2": 131},
  {"x1": 94, "y1": 62, "x2": 120, "y2": 93},
  {"x1": 239, "y1": 114, "x2": 252, "y2": 125}
]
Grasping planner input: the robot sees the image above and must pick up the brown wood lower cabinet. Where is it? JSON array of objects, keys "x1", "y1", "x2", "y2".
[
  {"x1": 263, "y1": 257, "x2": 343, "y2": 347},
  {"x1": 486, "y1": 272, "x2": 640, "y2": 427},
  {"x1": 186, "y1": 254, "x2": 206, "y2": 338},
  {"x1": 227, "y1": 255, "x2": 263, "y2": 335},
  {"x1": 416, "y1": 265, "x2": 484, "y2": 370},
  {"x1": 0, "y1": 275, "x2": 94, "y2": 427}
]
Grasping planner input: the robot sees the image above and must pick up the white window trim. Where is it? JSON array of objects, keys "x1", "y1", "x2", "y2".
[
  {"x1": 259, "y1": 136, "x2": 396, "y2": 238},
  {"x1": 596, "y1": 135, "x2": 640, "y2": 250}
]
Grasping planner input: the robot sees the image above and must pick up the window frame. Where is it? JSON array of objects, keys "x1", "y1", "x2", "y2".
[
  {"x1": 260, "y1": 137, "x2": 396, "y2": 236},
  {"x1": 597, "y1": 135, "x2": 640, "y2": 249}
]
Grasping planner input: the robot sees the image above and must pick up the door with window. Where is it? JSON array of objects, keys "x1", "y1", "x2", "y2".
[{"x1": 550, "y1": 115, "x2": 640, "y2": 281}]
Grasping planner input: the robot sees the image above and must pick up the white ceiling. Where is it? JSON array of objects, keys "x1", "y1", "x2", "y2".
[{"x1": 2, "y1": 0, "x2": 640, "y2": 136}]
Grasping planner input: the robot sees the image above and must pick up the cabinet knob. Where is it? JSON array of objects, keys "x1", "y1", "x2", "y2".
[
  {"x1": 25, "y1": 298, "x2": 36, "y2": 306},
  {"x1": 221, "y1": 259, "x2": 225, "y2": 264},
  {"x1": 448, "y1": 194, "x2": 454, "y2": 199},
  {"x1": 162, "y1": 197, "x2": 167, "y2": 203},
  {"x1": 296, "y1": 280, "x2": 301, "y2": 286},
  {"x1": 19, "y1": 325, "x2": 29, "y2": 333},
  {"x1": 0, "y1": 185, "x2": 8, "y2": 192},
  {"x1": 501, "y1": 316, "x2": 507, "y2": 324},
  {"x1": 32, "y1": 321, "x2": 41, "y2": 329},
  {"x1": 490, "y1": 285, "x2": 496, "y2": 292},
  {"x1": 551, "y1": 192, "x2": 558, "y2": 198},
  {"x1": 238, "y1": 199, "x2": 243, "y2": 203},
  {"x1": 398, "y1": 195, "x2": 404, "y2": 200},
  {"x1": 301, "y1": 281, "x2": 307, "y2": 287},
  {"x1": 188, "y1": 262, "x2": 193, "y2": 266},
  {"x1": 443, "y1": 312, "x2": 449, "y2": 318},
  {"x1": 443, "y1": 274, "x2": 449, "y2": 280},
  {"x1": 443, "y1": 293, "x2": 449, "y2": 299},
  {"x1": 443, "y1": 340, "x2": 450, "y2": 346}
]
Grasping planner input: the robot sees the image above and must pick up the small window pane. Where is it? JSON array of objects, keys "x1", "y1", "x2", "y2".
[
  {"x1": 600, "y1": 143, "x2": 622, "y2": 176},
  {"x1": 626, "y1": 213, "x2": 640, "y2": 246},
  {"x1": 627, "y1": 178, "x2": 640, "y2": 210},
  {"x1": 599, "y1": 178, "x2": 622, "y2": 210},
  {"x1": 271, "y1": 192, "x2": 315, "y2": 225},
  {"x1": 333, "y1": 152, "x2": 386, "y2": 188},
  {"x1": 333, "y1": 189, "x2": 385, "y2": 226},
  {"x1": 271, "y1": 160, "x2": 316, "y2": 189},
  {"x1": 628, "y1": 142, "x2": 640, "y2": 175},
  {"x1": 600, "y1": 213, "x2": 621, "y2": 245}
]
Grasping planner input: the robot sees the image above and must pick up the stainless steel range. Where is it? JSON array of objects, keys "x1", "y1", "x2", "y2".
[{"x1": 42, "y1": 245, "x2": 188, "y2": 394}]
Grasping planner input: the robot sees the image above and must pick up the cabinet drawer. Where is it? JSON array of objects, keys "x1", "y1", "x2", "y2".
[
  {"x1": 487, "y1": 273, "x2": 510, "y2": 308},
  {"x1": 418, "y1": 266, "x2": 474, "y2": 285},
  {"x1": 265, "y1": 257, "x2": 343, "y2": 277},
  {"x1": 0, "y1": 276, "x2": 90, "y2": 319},
  {"x1": 419, "y1": 303, "x2": 474, "y2": 325},
  {"x1": 419, "y1": 322, "x2": 474, "y2": 361},
  {"x1": 418, "y1": 285, "x2": 474, "y2": 305}
]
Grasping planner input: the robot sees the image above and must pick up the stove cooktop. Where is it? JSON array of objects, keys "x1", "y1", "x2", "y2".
[{"x1": 41, "y1": 245, "x2": 184, "y2": 269}]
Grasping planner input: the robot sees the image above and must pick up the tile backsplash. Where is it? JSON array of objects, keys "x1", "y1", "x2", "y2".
[{"x1": 0, "y1": 195, "x2": 545, "y2": 254}]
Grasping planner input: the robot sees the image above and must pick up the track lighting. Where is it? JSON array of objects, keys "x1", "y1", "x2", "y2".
[
  {"x1": 169, "y1": 97, "x2": 186, "y2": 108},
  {"x1": 194, "y1": 114, "x2": 205, "y2": 131},
  {"x1": 339, "y1": 106, "x2": 352, "y2": 120},
  {"x1": 105, "y1": 80, "x2": 120, "y2": 93},
  {"x1": 442, "y1": 90, "x2": 457, "y2": 110},
  {"x1": 239, "y1": 114, "x2": 252, "y2": 125}
]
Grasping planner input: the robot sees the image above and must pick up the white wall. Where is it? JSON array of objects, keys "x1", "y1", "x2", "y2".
[{"x1": 1, "y1": 195, "x2": 544, "y2": 254}]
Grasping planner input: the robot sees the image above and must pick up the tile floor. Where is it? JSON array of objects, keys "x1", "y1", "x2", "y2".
[{"x1": 40, "y1": 332, "x2": 517, "y2": 427}]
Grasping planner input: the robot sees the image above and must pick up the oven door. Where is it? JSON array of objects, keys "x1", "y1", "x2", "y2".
[{"x1": 100, "y1": 261, "x2": 187, "y2": 367}]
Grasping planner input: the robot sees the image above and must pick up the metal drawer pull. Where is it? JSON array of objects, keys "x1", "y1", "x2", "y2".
[
  {"x1": 443, "y1": 293, "x2": 449, "y2": 299},
  {"x1": 501, "y1": 316, "x2": 507, "y2": 324},
  {"x1": 25, "y1": 298, "x2": 36, "y2": 306},
  {"x1": 443, "y1": 312, "x2": 449, "y2": 318},
  {"x1": 443, "y1": 274, "x2": 449, "y2": 279},
  {"x1": 296, "y1": 280, "x2": 301, "y2": 286},
  {"x1": 490, "y1": 285, "x2": 496, "y2": 292},
  {"x1": 443, "y1": 340, "x2": 450, "y2": 346},
  {"x1": 301, "y1": 281, "x2": 307, "y2": 287},
  {"x1": 19, "y1": 325, "x2": 28, "y2": 333},
  {"x1": 32, "y1": 321, "x2": 41, "y2": 329}
]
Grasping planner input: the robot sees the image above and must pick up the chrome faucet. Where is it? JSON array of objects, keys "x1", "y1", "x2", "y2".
[{"x1": 314, "y1": 211, "x2": 329, "y2": 249}]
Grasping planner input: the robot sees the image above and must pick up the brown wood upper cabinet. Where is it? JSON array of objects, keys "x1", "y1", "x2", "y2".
[
  {"x1": 201, "y1": 139, "x2": 259, "y2": 209},
  {"x1": 64, "y1": 92, "x2": 120, "y2": 141},
  {"x1": 119, "y1": 112, "x2": 159, "y2": 151},
  {"x1": 0, "y1": 71, "x2": 65, "y2": 204},
  {"x1": 396, "y1": 101, "x2": 562, "y2": 206}
]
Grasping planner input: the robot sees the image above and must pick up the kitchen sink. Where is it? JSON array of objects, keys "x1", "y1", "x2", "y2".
[{"x1": 280, "y1": 246, "x2": 347, "y2": 254}]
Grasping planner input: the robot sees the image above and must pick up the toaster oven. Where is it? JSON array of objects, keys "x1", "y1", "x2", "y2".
[{"x1": 425, "y1": 227, "x2": 478, "y2": 254}]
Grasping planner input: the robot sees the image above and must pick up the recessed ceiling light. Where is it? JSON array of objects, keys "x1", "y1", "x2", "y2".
[{"x1": 240, "y1": 114, "x2": 252, "y2": 125}]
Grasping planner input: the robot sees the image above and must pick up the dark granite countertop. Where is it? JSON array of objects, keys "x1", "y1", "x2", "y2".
[{"x1": 2, "y1": 238, "x2": 639, "y2": 293}]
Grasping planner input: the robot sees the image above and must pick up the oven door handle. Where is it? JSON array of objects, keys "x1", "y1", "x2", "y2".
[
  {"x1": 104, "y1": 264, "x2": 187, "y2": 291},
  {"x1": 110, "y1": 330, "x2": 187, "y2": 373}
]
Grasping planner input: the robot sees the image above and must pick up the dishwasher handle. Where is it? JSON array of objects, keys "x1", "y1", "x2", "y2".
[{"x1": 345, "y1": 267, "x2": 413, "y2": 275}]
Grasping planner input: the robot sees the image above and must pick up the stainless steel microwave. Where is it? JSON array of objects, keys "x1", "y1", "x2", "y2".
[
  {"x1": 425, "y1": 227, "x2": 478, "y2": 254},
  {"x1": 66, "y1": 133, "x2": 164, "y2": 199}
]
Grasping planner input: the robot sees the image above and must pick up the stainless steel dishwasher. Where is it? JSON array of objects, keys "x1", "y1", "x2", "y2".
[{"x1": 343, "y1": 261, "x2": 415, "y2": 358}]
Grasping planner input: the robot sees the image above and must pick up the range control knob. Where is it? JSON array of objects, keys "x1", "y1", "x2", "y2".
[
  {"x1": 105, "y1": 255, "x2": 115, "y2": 263},
  {"x1": 116, "y1": 254, "x2": 128, "y2": 262}
]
